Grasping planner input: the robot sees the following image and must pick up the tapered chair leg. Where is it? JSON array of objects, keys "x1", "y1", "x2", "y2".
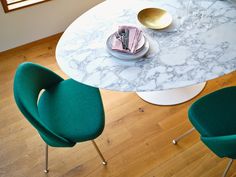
[
  {"x1": 44, "y1": 144, "x2": 49, "y2": 173},
  {"x1": 91, "y1": 140, "x2": 107, "y2": 165},
  {"x1": 172, "y1": 128, "x2": 195, "y2": 145},
  {"x1": 222, "y1": 159, "x2": 233, "y2": 177}
]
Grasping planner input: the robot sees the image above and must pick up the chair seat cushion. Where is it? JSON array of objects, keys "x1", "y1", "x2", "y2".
[
  {"x1": 189, "y1": 86, "x2": 236, "y2": 137},
  {"x1": 38, "y1": 79, "x2": 105, "y2": 143}
]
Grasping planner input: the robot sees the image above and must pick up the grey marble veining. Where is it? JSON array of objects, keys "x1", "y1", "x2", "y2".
[{"x1": 56, "y1": 0, "x2": 236, "y2": 92}]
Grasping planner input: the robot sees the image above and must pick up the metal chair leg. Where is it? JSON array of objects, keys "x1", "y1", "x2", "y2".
[
  {"x1": 222, "y1": 159, "x2": 233, "y2": 177},
  {"x1": 91, "y1": 140, "x2": 107, "y2": 165},
  {"x1": 172, "y1": 128, "x2": 195, "y2": 145},
  {"x1": 44, "y1": 144, "x2": 49, "y2": 173}
]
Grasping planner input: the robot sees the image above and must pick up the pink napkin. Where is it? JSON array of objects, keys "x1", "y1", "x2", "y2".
[{"x1": 111, "y1": 26, "x2": 142, "y2": 54}]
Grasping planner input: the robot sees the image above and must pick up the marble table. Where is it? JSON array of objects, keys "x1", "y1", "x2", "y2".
[{"x1": 56, "y1": 0, "x2": 236, "y2": 105}]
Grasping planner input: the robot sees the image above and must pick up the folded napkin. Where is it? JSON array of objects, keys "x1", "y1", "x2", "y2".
[{"x1": 111, "y1": 26, "x2": 142, "y2": 54}]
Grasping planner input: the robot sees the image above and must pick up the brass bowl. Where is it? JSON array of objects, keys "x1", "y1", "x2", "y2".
[{"x1": 138, "y1": 8, "x2": 172, "y2": 29}]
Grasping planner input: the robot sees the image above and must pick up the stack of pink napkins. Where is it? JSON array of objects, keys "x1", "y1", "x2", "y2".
[{"x1": 111, "y1": 26, "x2": 143, "y2": 54}]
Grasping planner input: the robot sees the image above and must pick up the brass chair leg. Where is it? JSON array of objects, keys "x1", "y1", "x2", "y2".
[
  {"x1": 91, "y1": 140, "x2": 107, "y2": 165},
  {"x1": 222, "y1": 159, "x2": 233, "y2": 177},
  {"x1": 172, "y1": 128, "x2": 195, "y2": 145},
  {"x1": 44, "y1": 144, "x2": 49, "y2": 173}
]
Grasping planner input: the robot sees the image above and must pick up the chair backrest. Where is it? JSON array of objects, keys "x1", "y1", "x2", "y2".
[
  {"x1": 14, "y1": 62, "x2": 75, "y2": 147},
  {"x1": 188, "y1": 86, "x2": 236, "y2": 137},
  {"x1": 188, "y1": 86, "x2": 236, "y2": 159}
]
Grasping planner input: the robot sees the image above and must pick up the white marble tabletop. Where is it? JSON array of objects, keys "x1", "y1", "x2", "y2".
[{"x1": 56, "y1": 0, "x2": 236, "y2": 92}]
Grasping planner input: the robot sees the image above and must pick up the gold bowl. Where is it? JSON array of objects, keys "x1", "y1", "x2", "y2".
[{"x1": 138, "y1": 8, "x2": 172, "y2": 29}]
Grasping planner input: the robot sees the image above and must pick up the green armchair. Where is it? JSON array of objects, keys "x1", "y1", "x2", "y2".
[
  {"x1": 14, "y1": 62, "x2": 107, "y2": 173},
  {"x1": 173, "y1": 86, "x2": 236, "y2": 177}
]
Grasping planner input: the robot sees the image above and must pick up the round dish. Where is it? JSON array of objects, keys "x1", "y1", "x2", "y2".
[{"x1": 138, "y1": 8, "x2": 172, "y2": 29}]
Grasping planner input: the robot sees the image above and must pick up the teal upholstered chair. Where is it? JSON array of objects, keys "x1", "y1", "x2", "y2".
[
  {"x1": 13, "y1": 62, "x2": 107, "y2": 173},
  {"x1": 173, "y1": 86, "x2": 236, "y2": 177}
]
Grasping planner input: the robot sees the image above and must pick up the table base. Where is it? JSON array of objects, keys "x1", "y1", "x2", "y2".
[{"x1": 136, "y1": 82, "x2": 207, "y2": 105}]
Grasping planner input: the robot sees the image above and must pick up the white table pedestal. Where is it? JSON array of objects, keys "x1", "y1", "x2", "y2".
[{"x1": 137, "y1": 82, "x2": 206, "y2": 105}]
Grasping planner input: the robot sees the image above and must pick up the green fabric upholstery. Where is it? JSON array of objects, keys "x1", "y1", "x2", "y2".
[
  {"x1": 38, "y1": 79, "x2": 105, "y2": 143},
  {"x1": 202, "y1": 135, "x2": 236, "y2": 159},
  {"x1": 188, "y1": 86, "x2": 236, "y2": 159},
  {"x1": 14, "y1": 62, "x2": 105, "y2": 147}
]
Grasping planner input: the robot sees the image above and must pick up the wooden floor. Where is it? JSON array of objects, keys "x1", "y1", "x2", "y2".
[{"x1": 1, "y1": 34, "x2": 236, "y2": 177}]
